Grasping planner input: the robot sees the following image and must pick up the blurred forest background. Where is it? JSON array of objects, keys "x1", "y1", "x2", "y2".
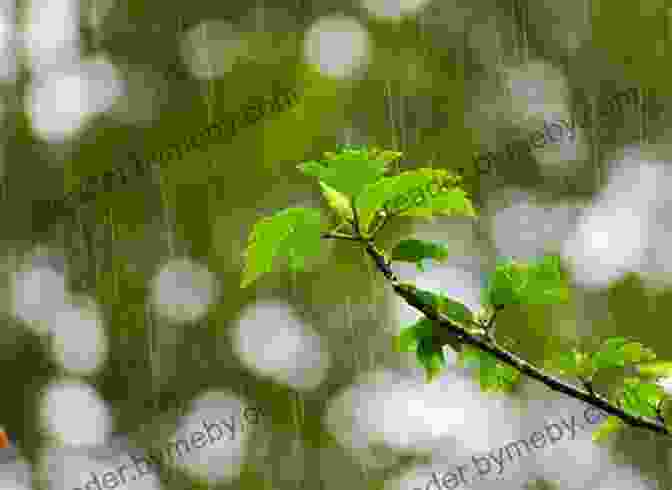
[{"x1": 0, "y1": 0, "x2": 672, "y2": 489}]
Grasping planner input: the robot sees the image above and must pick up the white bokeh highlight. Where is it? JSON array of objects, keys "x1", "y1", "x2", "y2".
[
  {"x1": 231, "y1": 300, "x2": 330, "y2": 390},
  {"x1": 325, "y1": 370, "x2": 520, "y2": 461},
  {"x1": 487, "y1": 191, "x2": 582, "y2": 260},
  {"x1": 303, "y1": 16, "x2": 370, "y2": 79},
  {"x1": 39, "y1": 379, "x2": 112, "y2": 447},
  {"x1": 49, "y1": 296, "x2": 108, "y2": 375},
  {"x1": 561, "y1": 151, "x2": 672, "y2": 289},
  {"x1": 27, "y1": 57, "x2": 124, "y2": 142},
  {"x1": 150, "y1": 257, "x2": 220, "y2": 323},
  {"x1": 23, "y1": 0, "x2": 80, "y2": 73},
  {"x1": 167, "y1": 391, "x2": 260, "y2": 484},
  {"x1": 40, "y1": 440, "x2": 162, "y2": 490},
  {"x1": 11, "y1": 262, "x2": 68, "y2": 335}
]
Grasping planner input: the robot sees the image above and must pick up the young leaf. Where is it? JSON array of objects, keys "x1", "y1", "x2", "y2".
[
  {"x1": 416, "y1": 335, "x2": 446, "y2": 383},
  {"x1": 391, "y1": 239, "x2": 450, "y2": 271},
  {"x1": 552, "y1": 349, "x2": 586, "y2": 377},
  {"x1": 592, "y1": 416, "x2": 625, "y2": 442},
  {"x1": 637, "y1": 361, "x2": 672, "y2": 378},
  {"x1": 436, "y1": 294, "x2": 474, "y2": 328},
  {"x1": 622, "y1": 342, "x2": 657, "y2": 363},
  {"x1": 484, "y1": 254, "x2": 569, "y2": 306},
  {"x1": 296, "y1": 149, "x2": 389, "y2": 198},
  {"x1": 459, "y1": 345, "x2": 520, "y2": 392},
  {"x1": 619, "y1": 379, "x2": 664, "y2": 419},
  {"x1": 318, "y1": 181, "x2": 354, "y2": 223},
  {"x1": 398, "y1": 186, "x2": 476, "y2": 219},
  {"x1": 591, "y1": 337, "x2": 630, "y2": 370},
  {"x1": 241, "y1": 207, "x2": 322, "y2": 288},
  {"x1": 355, "y1": 171, "x2": 435, "y2": 233},
  {"x1": 394, "y1": 317, "x2": 433, "y2": 353}
]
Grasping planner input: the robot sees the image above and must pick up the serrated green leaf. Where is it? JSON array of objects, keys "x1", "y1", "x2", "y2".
[
  {"x1": 355, "y1": 171, "x2": 435, "y2": 233},
  {"x1": 296, "y1": 150, "x2": 389, "y2": 199},
  {"x1": 622, "y1": 342, "x2": 657, "y2": 363},
  {"x1": 592, "y1": 416, "x2": 625, "y2": 442},
  {"x1": 637, "y1": 361, "x2": 672, "y2": 378},
  {"x1": 241, "y1": 208, "x2": 322, "y2": 288},
  {"x1": 592, "y1": 337, "x2": 630, "y2": 370},
  {"x1": 399, "y1": 186, "x2": 476, "y2": 219},
  {"x1": 394, "y1": 317, "x2": 433, "y2": 353},
  {"x1": 356, "y1": 167, "x2": 473, "y2": 234},
  {"x1": 620, "y1": 380, "x2": 664, "y2": 419},
  {"x1": 555, "y1": 349, "x2": 583, "y2": 376},
  {"x1": 459, "y1": 345, "x2": 519, "y2": 392},
  {"x1": 391, "y1": 239, "x2": 450, "y2": 271},
  {"x1": 484, "y1": 254, "x2": 569, "y2": 307},
  {"x1": 416, "y1": 335, "x2": 445, "y2": 383},
  {"x1": 318, "y1": 181, "x2": 354, "y2": 223},
  {"x1": 436, "y1": 294, "x2": 474, "y2": 327}
]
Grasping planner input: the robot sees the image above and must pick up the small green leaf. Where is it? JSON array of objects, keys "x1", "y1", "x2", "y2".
[
  {"x1": 620, "y1": 379, "x2": 664, "y2": 419},
  {"x1": 436, "y1": 294, "x2": 474, "y2": 328},
  {"x1": 554, "y1": 349, "x2": 584, "y2": 376},
  {"x1": 592, "y1": 416, "x2": 625, "y2": 442},
  {"x1": 399, "y1": 186, "x2": 476, "y2": 219},
  {"x1": 622, "y1": 342, "x2": 657, "y2": 363},
  {"x1": 394, "y1": 317, "x2": 433, "y2": 353},
  {"x1": 416, "y1": 335, "x2": 445, "y2": 383},
  {"x1": 637, "y1": 361, "x2": 672, "y2": 378},
  {"x1": 318, "y1": 181, "x2": 354, "y2": 223},
  {"x1": 592, "y1": 337, "x2": 630, "y2": 370},
  {"x1": 459, "y1": 345, "x2": 520, "y2": 392},
  {"x1": 484, "y1": 254, "x2": 569, "y2": 306},
  {"x1": 297, "y1": 150, "x2": 389, "y2": 199},
  {"x1": 355, "y1": 171, "x2": 435, "y2": 233},
  {"x1": 391, "y1": 239, "x2": 450, "y2": 271},
  {"x1": 241, "y1": 207, "x2": 322, "y2": 288}
]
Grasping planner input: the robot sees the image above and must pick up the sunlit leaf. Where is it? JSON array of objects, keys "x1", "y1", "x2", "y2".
[
  {"x1": 318, "y1": 181, "x2": 354, "y2": 223},
  {"x1": 355, "y1": 171, "x2": 435, "y2": 233},
  {"x1": 592, "y1": 416, "x2": 625, "y2": 443},
  {"x1": 416, "y1": 335, "x2": 445, "y2": 383},
  {"x1": 620, "y1": 379, "x2": 664, "y2": 419},
  {"x1": 394, "y1": 317, "x2": 433, "y2": 353},
  {"x1": 484, "y1": 254, "x2": 569, "y2": 306},
  {"x1": 592, "y1": 337, "x2": 630, "y2": 370},
  {"x1": 241, "y1": 207, "x2": 322, "y2": 288},
  {"x1": 297, "y1": 150, "x2": 389, "y2": 198},
  {"x1": 391, "y1": 238, "x2": 450, "y2": 271},
  {"x1": 637, "y1": 361, "x2": 672, "y2": 378}
]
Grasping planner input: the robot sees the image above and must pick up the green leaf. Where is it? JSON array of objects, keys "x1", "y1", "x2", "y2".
[
  {"x1": 636, "y1": 361, "x2": 672, "y2": 378},
  {"x1": 459, "y1": 345, "x2": 520, "y2": 392},
  {"x1": 622, "y1": 342, "x2": 657, "y2": 363},
  {"x1": 416, "y1": 335, "x2": 445, "y2": 383},
  {"x1": 241, "y1": 207, "x2": 323, "y2": 288},
  {"x1": 436, "y1": 294, "x2": 474, "y2": 328},
  {"x1": 318, "y1": 181, "x2": 354, "y2": 223},
  {"x1": 592, "y1": 416, "x2": 625, "y2": 442},
  {"x1": 591, "y1": 337, "x2": 630, "y2": 370},
  {"x1": 391, "y1": 239, "x2": 450, "y2": 271},
  {"x1": 394, "y1": 317, "x2": 433, "y2": 353},
  {"x1": 552, "y1": 348, "x2": 587, "y2": 377},
  {"x1": 398, "y1": 186, "x2": 476, "y2": 219},
  {"x1": 620, "y1": 379, "x2": 664, "y2": 419},
  {"x1": 297, "y1": 150, "x2": 389, "y2": 199},
  {"x1": 355, "y1": 171, "x2": 435, "y2": 233},
  {"x1": 484, "y1": 254, "x2": 569, "y2": 306}
]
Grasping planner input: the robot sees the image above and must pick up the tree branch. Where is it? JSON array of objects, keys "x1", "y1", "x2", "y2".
[{"x1": 359, "y1": 241, "x2": 671, "y2": 437}]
